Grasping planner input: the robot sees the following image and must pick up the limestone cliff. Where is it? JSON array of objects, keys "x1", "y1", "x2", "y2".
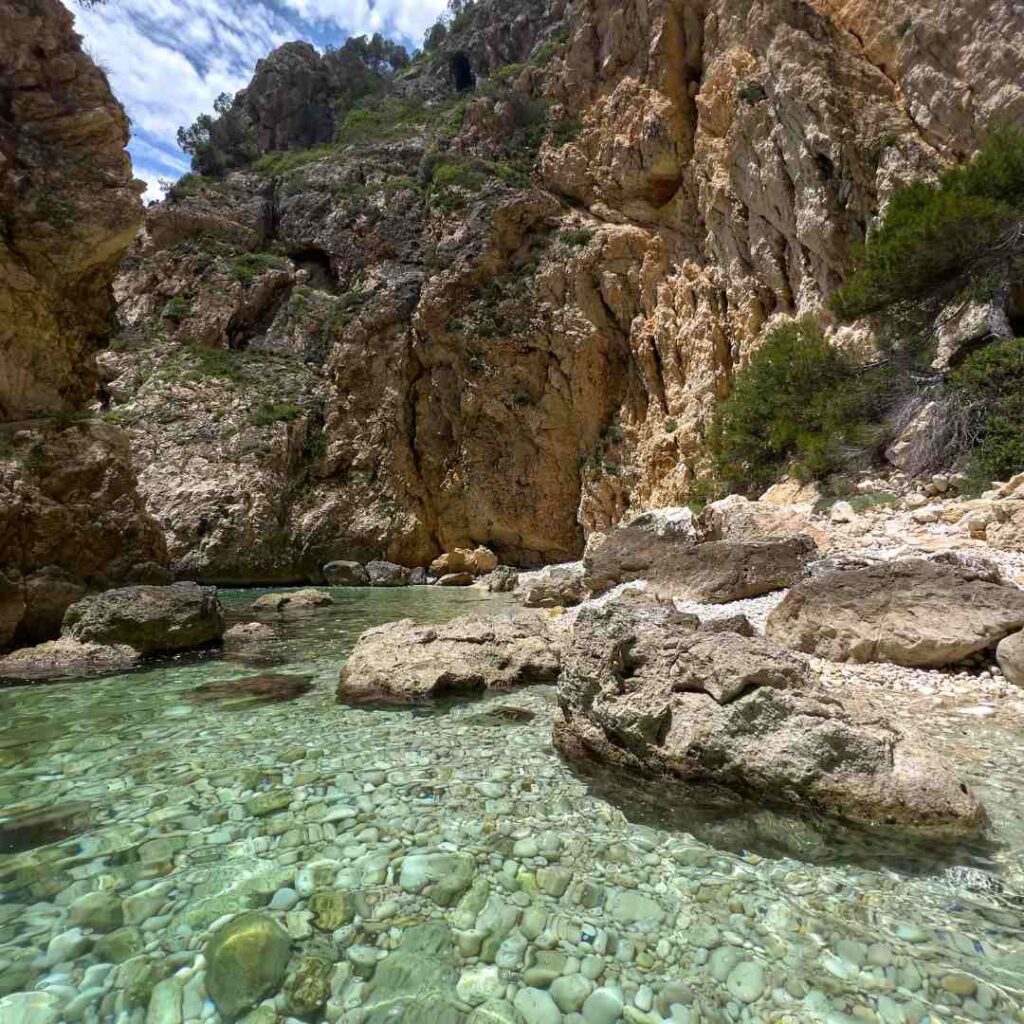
[
  {"x1": 108, "y1": 0, "x2": 1024, "y2": 582},
  {"x1": 0, "y1": 0, "x2": 168, "y2": 647}
]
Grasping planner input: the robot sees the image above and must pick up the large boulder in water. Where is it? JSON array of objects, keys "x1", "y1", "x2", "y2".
[
  {"x1": 555, "y1": 603, "x2": 985, "y2": 837},
  {"x1": 62, "y1": 583, "x2": 225, "y2": 655},
  {"x1": 366, "y1": 560, "x2": 410, "y2": 587},
  {"x1": 338, "y1": 612, "x2": 561, "y2": 704},
  {"x1": 0, "y1": 637, "x2": 140, "y2": 681},
  {"x1": 430, "y1": 546, "x2": 498, "y2": 577},
  {"x1": 766, "y1": 559, "x2": 1024, "y2": 667},
  {"x1": 252, "y1": 588, "x2": 333, "y2": 613},
  {"x1": 322, "y1": 561, "x2": 369, "y2": 586}
]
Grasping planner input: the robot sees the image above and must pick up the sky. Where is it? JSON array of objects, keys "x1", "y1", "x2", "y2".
[{"x1": 74, "y1": 0, "x2": 449, "y2": 202}]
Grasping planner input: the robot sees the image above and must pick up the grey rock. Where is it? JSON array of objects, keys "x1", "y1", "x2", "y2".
[
  {"x1": 338, "y1": 611, "x2": 560, "y2": 705},
  {"x1": 252, "y1": 588, "x2": 334, "y2": 614},
  {"x1": 0, "y1": 638, "x2": 140, "y2": 681},
  {"x1": 366, "y1": 561, "x2": 410, "y2": 587},
  {"x1": 767, "y1": 559, "x2": 1024, "y2": 667},
  {"x1": 555, "y1": 602, "x2": 986, "y2": 837},
  {"x1": 996, "y1": 629, "x2": 1024, "y2": 686},
  {"x1": 520, "y1": 563, "x2": 587, "y2": 608},
  {"x1": 322, "y1": 561, "x2": 369, "y2": 586},
  {"x1": 62, "y1": 583, "x2": 224, "y2": 655}
]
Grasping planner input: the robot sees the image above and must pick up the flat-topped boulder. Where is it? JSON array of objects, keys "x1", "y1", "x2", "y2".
[
  {"x1": 555, "y1": 604, "x2": 985, "y2": 837},
  {"x1": 62, "y1": 583, "x2": 225, "y2": 655},
  {"x1": 337, "y1": 612, "x2": 561, "y2": 705},
  {"x1": 585, "y1": 525, "x2": 813, "y2": 603},
  {"x1": 0, "y1": 638, "x2": 140, "y2": 681},
  {"x1": 252, "y1": 589, "x2": 334, "y2": 614},
  {"x1": 766, "y1": 559, "x2": 1024, "y2": 667}
]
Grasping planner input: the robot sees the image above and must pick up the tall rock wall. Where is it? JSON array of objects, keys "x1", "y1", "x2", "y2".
[
  {"x1": 107, "y1": 0, "x2": 1024, "y2": 582},
  {"x1": 0, "y1": 0, "x2": 168, "y2": 648}
]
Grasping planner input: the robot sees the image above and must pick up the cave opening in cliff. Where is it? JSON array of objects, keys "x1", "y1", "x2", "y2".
[
  {"x1": 1008, "y1": 282, "x2": 1024, "y2": 337},
  {"x1": 450, "y1": 53, "x2": 476, "y2": 92},
  {"x1": 289, "y1": 248, "x2": 337, "y2": 293}
]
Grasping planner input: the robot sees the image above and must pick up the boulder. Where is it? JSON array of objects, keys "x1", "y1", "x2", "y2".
[
  {"x1": 193, "y1": 673, "x2": 314, "y2": 706},
  {"x1": 0, "y1": 638, "x2": 140, "y2": 681},
  {"x1": 429, "y1": 547, "x2": 499, "y2": 577},
  {"x1": 519, "y1": 563, "x2": 587, "y2": 608},
  {"x1": 322, "y1": 561, "x2": 369, "y2": 586},
  {"x1": 252, "y1": 589, "x2": 334, "y2": 613},
  {"x1": 366, "y1": 561, "x2": 410, "y2": 587},
  {"x1": 586, "y1": 525, "x2": 813, "y2": 602},
  {"x1": 408, "y1": 567, "x2": 429, "y2": 585},
  {"x1": 484, "y1": 566, "x2": 519, "y2": 593},
  {"x1": 582, "y1": 507, "x2": 699, "y2": 593},
  {"x1": 996, "y1": 630, "x2": 1024, "y2": 686},
  {"x1": 204, "y1": 912, "x2": 291, "y2": 1020},
  {"x1": 766, "y1": 560, "x2": 1024, "y2": 667},
  {"x1": 223, "y1": 621, "x2": 277, "y2": 643},
  {"x1": 338, "y1": 612, "x2": 561, "y2": 704},
  {"x1": 436, "y1": 572, "x2": 475, "y2": 587},
  {"x1": 62, "y1": 583, "x2": 225, "y2": 655},
  {"x1": 555, "y1": 604, "x2": 985, "y2": 836},
  {"x1": 699, "y1": 495, "x2": 829, "y2": 551},
  {"x1": 14, "y1": 568, "x2": 87, "y2": 645},
  {"x1": 932, "y1": 291, "x2": 1012, "y2": 370}
]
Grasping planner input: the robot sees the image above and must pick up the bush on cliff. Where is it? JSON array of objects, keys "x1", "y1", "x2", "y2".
[
  {"x1": 949, "y1": 337, "x2": 1024, "y2": 483},
  {"x1": 707, "y1": 318, "x2": 890, "y2": 495},
  {"x1": 830, "y1": 130, "x2": 1024, "y2": 320}
]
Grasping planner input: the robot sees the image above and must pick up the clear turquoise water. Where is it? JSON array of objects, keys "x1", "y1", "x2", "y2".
[{"x1": 0, "y1": 588, "x2": 1022, "y2": 1024}]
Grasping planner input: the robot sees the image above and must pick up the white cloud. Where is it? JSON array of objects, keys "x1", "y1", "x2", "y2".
[{"x1": 73, "y1": 0, "x2": 449, "y2": 192}]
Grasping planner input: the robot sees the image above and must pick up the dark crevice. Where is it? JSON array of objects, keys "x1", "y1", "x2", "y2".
[
  {"x1": 450, "y1": 52, "x2": 476, "y2": 92},
  {"x1": 289, "y1": 248, "x2": 336, "y2": 292}
]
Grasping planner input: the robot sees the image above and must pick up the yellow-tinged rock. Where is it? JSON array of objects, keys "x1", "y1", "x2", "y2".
[{"x1": 204, "y1": 912, "x2": 290, "y2": 1020}]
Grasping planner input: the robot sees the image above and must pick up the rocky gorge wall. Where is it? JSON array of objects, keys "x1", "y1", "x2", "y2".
[
  {"x1": 106, "y1": 0, "x2": 1024, "y2": 583},
  {"x1": 0, "y1": 0, "x2": 168, "y2": 647}
]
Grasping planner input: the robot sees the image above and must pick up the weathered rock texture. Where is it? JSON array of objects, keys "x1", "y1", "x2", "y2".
[
  {"x1": 63, "y1": 583, "x2": 225, "y2": 655},
  {"x1": 0, "y1": 0, "x2": 168, "y2": 648},
  {"x1": 0, "y1": 0, "x2": 144, "y2": 420},
  {"x1": 107, "y1": 0, "x2": 1024, "y2": 581},
  {"x1": 766, "y1": 559, "x2": 1024, "y2": 667},
  {"x1": 337, "y1": 612, "x2": 561, "y2": 704},
  {"x1": 555, "y1": 603, "x2": 985, "y2": 835}
]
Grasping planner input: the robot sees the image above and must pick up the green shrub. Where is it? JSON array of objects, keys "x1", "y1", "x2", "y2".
[
  {"x1": 831, "y1": 130, "x2": 1024, "y2": 320},
  {"x1": 707, "y1": 318, "x2": 889, "y2": 495},
  {"x1": 248, "y1": 402, "x2": 303, "y2": 427},
  {"x1": 559, "y1": 228, "x2": 594, "y2": 247},
  {"x1": 229, "y1": 252, "x2": 287, "y2": 286},
  {"x1": 949, "y1": 337, "x2": 1024, "y2": 483},
  {"x1": 254, "y1": 147, "x2": 333, "y2": 176},
  {"x1": 182, "y1": 344, "x2": 246, "y2": 382},
  {"x1": 549, "y1": 118, "x2": 582, "y2": 146},
  {"x1": 431, "y1": 161, "x2": 487, "y2": 190},
  {"x1": 161, "y1": 295, "x2": 190, "y2": 322},
  {"x1": 664, "y1": 417, "x2": 678, "y2": 434},
  {"x1": 738, "y1": 81, "x2": 766, "y2": 104}
]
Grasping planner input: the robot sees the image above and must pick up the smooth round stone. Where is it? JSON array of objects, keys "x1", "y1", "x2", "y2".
[
  {"x1": 513, "y1": 838, "x2": 539, "y2": 859},
  {"x1": 708, "y1": 946, "x2": 743, "y2": 982},
  {"x1": 45, "y1": 928, "x2": 91, "y2": 966},
  {"x1": 551, "y1": 975, "x2": 594, "y2": 1013},
  {"x1": 835, "y1": 940, "x2": 867, "y2": 967},
  {"x1": 204, "y1": 912, "x2": 291, "y2": 1019},
  {"x1": 269, "y1": 888, "x2": 299, "y2": 912},
  {"x1": 582, "y1": 985, "x2": 625, "y2": 1024},
  {"x1": 69, "y1": 892, "x2": 124, "y2": 933},
  {"x1": 725, "y1": 961, "x2": 766, "y2": 1004},
  {"x1": 457, "y1": 966, "x2": 505, "y2": 1006},
  {"x1": 513, "y1": 987, "x2": 562, "y2": 1024},
  {"x1": 0, "y1": 992, "x2": 63, "y2": 1024}
]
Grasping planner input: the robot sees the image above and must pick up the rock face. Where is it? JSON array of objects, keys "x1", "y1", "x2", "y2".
[
  {"x1": 585, "y1": 525, "x2": 813, "y2": 602},
  {"x1": 103, "y1": 0, "x2": 1024, "y2": 581},
  {"x1": 0, "y1": 0, "x2": 168, "y2": 648},
  {"x1": 62, "y1": 583, "x2": 225, "y2": 655},
  {"x1": 766, "y1": 560, "x2": 1024, "y2": 667},
  {"x1": 0, "y1": 0, "x2": 144, "y2": 421},
  {"x1": 555, "y1": 604, "x2": 985, "y2": 836},
  {"x1": 337, "y1": 613, "x2": 561, "y2": 704}
]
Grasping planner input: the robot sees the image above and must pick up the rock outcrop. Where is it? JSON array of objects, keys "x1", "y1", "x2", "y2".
[
  {"x1": 62, "y1": 583, "x2": 225, "y2": 655},
  {"x1": 252, "y1": 588, "x2": 334, "y2": 614},
  {"x1": 555, "y1": 603, "x2": 985, "y2": 836},
  {"x1": 766, "y1": 560, "x2": 1024, "y2": 667},
  {"x1": 585, "y1": 530, "x2": 814, "y2": 602},
  {"x1": 104, "y1": 0, "x2": 1024, "y2": 582},
  {"x1": 337, "y1": 612, "x2": 561, "y2": 704},
  {"x1": 0, "y1": 0, "x2": 168, "y2": 649},
  {"x1": 996, "y1": 630, "x2": 1024, "y2": 687}
]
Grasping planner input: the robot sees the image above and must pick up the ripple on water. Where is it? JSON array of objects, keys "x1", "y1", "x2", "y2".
[{"x1": 0, "y1": 586, "x2": 1021, "y2": 1023}]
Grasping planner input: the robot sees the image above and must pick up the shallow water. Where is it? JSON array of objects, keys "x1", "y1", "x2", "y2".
[{"x1": 1, "y1": 587, "x2": 1023, "y2": 1024}]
